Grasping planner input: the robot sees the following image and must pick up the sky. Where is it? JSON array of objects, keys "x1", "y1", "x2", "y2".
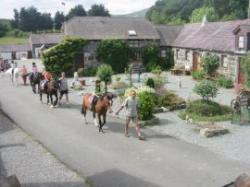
[{"x1": 0, "y1": 0, "x2": 157, "y2": 19}]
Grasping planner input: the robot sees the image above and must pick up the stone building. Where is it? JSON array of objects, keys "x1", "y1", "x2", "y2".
[{"x1": 169, "y1": 19, "x2": 250, "y2": 85}]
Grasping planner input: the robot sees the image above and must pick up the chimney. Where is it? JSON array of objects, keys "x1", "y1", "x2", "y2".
[{"x1": 202, "y1": 14, "x2": 207, "y2": 26}]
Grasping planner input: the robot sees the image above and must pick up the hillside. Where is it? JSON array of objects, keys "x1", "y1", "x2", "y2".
[
  {"x1": 113, "y1": 8, "x2": 148, "y2": 18},
  {"x1": 146, "y1": 0, "x2": 248, "y2": 24}
]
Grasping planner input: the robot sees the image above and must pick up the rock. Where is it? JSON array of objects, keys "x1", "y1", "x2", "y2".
[{"x1": 200, "y1": 126, "x2": 229, "y2": 138}]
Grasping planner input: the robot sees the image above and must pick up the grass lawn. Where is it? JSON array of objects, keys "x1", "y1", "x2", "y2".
[{"x1": 0, "y1": 37, "x2": 29, "y2": 45}]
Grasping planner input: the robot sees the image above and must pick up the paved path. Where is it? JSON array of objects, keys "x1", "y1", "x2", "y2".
[
  {"x1": 0, "y1": 76, "x2": 249, "y2": 187},
  {"x1": 0, "y1": 110, "x2": 88, "y2": 187}
]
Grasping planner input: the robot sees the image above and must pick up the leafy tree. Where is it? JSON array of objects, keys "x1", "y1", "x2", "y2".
[
  {"x1": 10, "y1": 9, "x2": 19, "y2": 29},
  {"x1": 0, "y1": 23, "x2": 8, "y2": 37},
  {"x1": 66, "y1": 5, "x2": 86, "y2": 20},
  {"x1": 42, "y1": 37, "x2": 88, "y2": 77},
  {"x1": 202, "y1": 54, "x2": 219, "y2": 77},
  {"x1": 96, "y1": 40, "x2": 131, "y2": 73},
  {"x1": 88, "y1": 4, "x2": 110, "y2": 16},
  {"x1": 54, "y1": 11, "x2": 65, "y2": 30},
  {"x1": 190, "y1": 7, "x2": 219, "y2": 23},
  {"x1": 40, "y1": 13, "x2": 53, "y2": 30},
  {"x1": 241, "y1": 54, "x2": 250, "y2": 89},
  {"x1": 141, "y1": 43, "x2": 161, "y2": 71},
  {"x1": 194, "y1": 80, "x2": 218, "y2": 101},
  {"x1": 138, "y1": 91, "x2": 155, "y2": 120},
  {"x1": 96, "y1": 64, "x2": 113, "y2": 92}
]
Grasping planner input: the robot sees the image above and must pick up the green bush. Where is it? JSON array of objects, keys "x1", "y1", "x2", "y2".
[
  {"x1": 202, "y1": 54, "x2": 219, "y2": 77},
  {"x1": 192, "y1": 70, "x2": 205, "y2": 80},
  {"x1": 96, "y1": 40, "x2": 131, "y2": 73},
  {"x1": 42, "y1": 37, "x2": 88, "y2": 77},
  {"x1": 217, "y1": 75, "x2": 234, "y2": 88},
  {"x1": 0, "y1": 23, "x2": 8, "y2": 37},
  {"x1": 194, "y1": 80, "x2": 218, "y2": 100},
  {"x1": 146, "y1": 78, "x2": 155, "y2": 88},
  {"x1": 138, "y1": 91, "x2": 155, "y2": 120},
  {"x1": 151, "y1": 65, "x2": 162, "y2": 75},
  {"x1": 78, "y1": 67, "x2": 97, "y2": 77},
  {"x1": 158, "y1": 92, "x2": 186, "y2": 109},
  {"x1": 116, "y1": 76, "x2": 121, "y2": 82},
  {"x1": 241, "y1": 54, "x2": 250, "y2": 89},
  {"x1": 187, "y1": 100, "x2": 222, "y2": 116},
  {"x1": 7, "y1": 29, "x2": 29, "y2": 38},
  {"x1": 96, "y1": 64, "x2": 113, "y2": 92}
]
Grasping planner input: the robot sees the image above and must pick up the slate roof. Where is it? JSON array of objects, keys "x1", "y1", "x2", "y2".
[
  {"x1": 30, "y1": 33, "x2": 64, "y2": 45},
  {"x1": 0, "y1": 44, "x2": 31, "y2": 52},
  {"x1": 64, "y1": 17, "x2": 160, "y2": 40},
  {"x1": 172, "y1": 19, "x2": 250, "y2": 53},
  {"x1": 155, "y1": 25, "x2": 183, "y2": 46}
]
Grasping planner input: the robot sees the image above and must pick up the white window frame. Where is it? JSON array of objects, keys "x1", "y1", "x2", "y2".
[{"x1": 239, "y1": 36, "x2": 245, "y2": 49}]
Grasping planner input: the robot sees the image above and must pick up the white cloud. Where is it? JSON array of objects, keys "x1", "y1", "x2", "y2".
[{"x1": 0, "y1": 0, "x2": 157, "y2": 19}]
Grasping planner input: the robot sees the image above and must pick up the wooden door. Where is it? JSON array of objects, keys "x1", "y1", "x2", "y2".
[
  {"x1": 193, "y1": 52, "x2": 199, "y2": 71},
  {"x1": 238, "y1": 58, "x2": 244, "y2": 84}
]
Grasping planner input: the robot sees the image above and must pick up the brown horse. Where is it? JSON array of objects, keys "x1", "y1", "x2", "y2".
[
  {"x1": 40, "y1": 80, "x2": 59, "y2": 107},
  {"x1": 81, "y1": 93, "x2": 114, "y2": 133}
]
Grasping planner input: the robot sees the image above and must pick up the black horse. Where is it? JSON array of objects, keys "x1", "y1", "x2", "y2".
[
  {"x1": 40, "y1": 80, "x2": 59, "y2": 107},
  {"x1": 29, "y1": 72, "x2": 43, "y2": 94}
]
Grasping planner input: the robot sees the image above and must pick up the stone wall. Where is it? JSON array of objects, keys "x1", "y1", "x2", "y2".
[{"x1": 173, "y1": 47, "x2": 240, "y2": 82}]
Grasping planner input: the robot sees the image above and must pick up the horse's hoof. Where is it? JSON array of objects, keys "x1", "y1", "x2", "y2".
[{"x1": 50, "y1": 105, "x2": 54, "y2": 108}]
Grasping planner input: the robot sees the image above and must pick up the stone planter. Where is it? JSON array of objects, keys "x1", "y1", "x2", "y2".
[{"x1": 199, "y1": 125, "x2": 229, "y2": 138}]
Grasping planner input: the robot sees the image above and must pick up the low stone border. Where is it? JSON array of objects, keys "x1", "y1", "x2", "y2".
[{"x1": 153, "y1": 104, "x2": 186, "y2": 114}]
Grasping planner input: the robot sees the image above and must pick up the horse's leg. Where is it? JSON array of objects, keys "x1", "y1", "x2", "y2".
[
  {"x1": 54, "y1": 92, "x2": 58, "y2": 106},
  {"x1": 50, "y1": 94, "x2": 54, "y2": 108},
  {"x1": 93, "y1": 111, "x2": 98, "y2": 127},
  {"x1": 81, "y1": 105, "x2": 88, "y2": 124},
  {"x1": 46, "y1": 94, "x2": 50, "y2": 105},
  {"x1": 98, "y1": 114, "x2": 104, "y2": 133}
]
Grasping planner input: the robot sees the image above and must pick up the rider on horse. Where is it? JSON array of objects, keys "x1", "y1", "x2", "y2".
[
  {"x1": 41, "y1": 70, "x2": 53, "y2": 90},
  {"x1": 91, "y1": 80, "x2": 102, "y2": 111}
]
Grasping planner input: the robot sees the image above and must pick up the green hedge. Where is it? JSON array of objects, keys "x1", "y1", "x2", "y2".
[
  {"x1": 42, "y1": 37, "x2": 88, "y2": 77},
  {"x1": 217, "y1": 75, "x2": 234, "y2": 88},
  {"x1": 138, "y1": 91, "x2": 155, "y2": 121}
]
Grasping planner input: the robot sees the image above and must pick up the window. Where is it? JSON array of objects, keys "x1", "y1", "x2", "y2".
[
  {"x1": 185, "y1": 50, "x2": 189, "y2": 60},
  {"x1": 161, "y1": 50, "x2": 166, "y2": 57},
  {"x1": 221, "y1": 55, "x2": 228, "y2": 68},
  {"x1": 128, "y1": 40, "x2": 139, "y2": 48},
  {"x1": 176, "y1": 49, "x2": 180, "y2": 59},
  {"x1": 128, "y1": 30, "x2": 137, "y2": 36},
  {"x1": 239, "y1": 36, "x2": 245, "y2": 49}
]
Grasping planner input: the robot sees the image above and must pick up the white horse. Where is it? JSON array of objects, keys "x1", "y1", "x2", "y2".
[{"x1": 5, "y1": 68, "x2": 20, "y2": 86}]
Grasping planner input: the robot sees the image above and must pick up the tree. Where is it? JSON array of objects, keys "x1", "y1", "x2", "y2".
[
  {"x1": 54, "y1": 11, "x2": 65, "y2": 30},
  {"x1": 11, "y1": 9, "x2": 19, "y2": 29},
  {"x1": 96, "y1": 64, "x2": 113, "y2": 92},
  {"x1": 190, "y1": 6, "x2": 219, "y2": 23},
  {"x1": 96, "y1": 40, "x2": 131, "y2": 73},
  {"x1": 88, "y1": 4, "x2": 110, "y2": 16},
  {"x1": 0, "y1": 23, "x2": 8, "y2": 37},
  {"x1": 42, "y1": 38, "x2": 88, "y2": 77},
  {"x1": 66, "y1": 5, "x2": 86, "y2": 20},
  {"x1": 202, "y1": 53, "x2": 219, "y2": 77},
  {"x1": 194, "y1": 80, "x2": 218, "y2": 101},
  {"x1": 241, "y1": 54, "x2": 250, "y2": 89},
  {"x1": 19, "y1": 7, "x2": 42, "y2": 32},
  {"x1": 40, "y1": 13, "x2": 53, "y2": 30}
]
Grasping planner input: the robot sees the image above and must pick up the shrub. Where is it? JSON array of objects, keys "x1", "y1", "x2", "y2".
[
  {"x1": 158, "y1": 92, "x2": 186, "y2": 109},
  {"x1": 146, "y1": 78, "x2": 155, "y2": 88},
  {"x1": 111, "y1": 82, "x2": 128, "y2": 89},
  {"x1": 192, "y1": 70, "x2": 205, "y2": 80},
  {"x1": 96, "y1": 64, "x2": 113, "y2": 92},
  {"x1": 116, "y1": 76, "x2": 121, "y2": 82},
  {"x1": 7, "y1": 29, "x2": 29, "y2": 38},
  {"x1": 241, "y1": 54, "x2": 250, "y2": 89},
  {"x1": 202, "y1": 54, "x2": 220, "y2": 77},
  {"x1": 78, "y1": 67, "x2": 97, "y2": 77},
  {"x1": 151, "y1": 65, "x2": 162, "y2": 75},
  {"x1": 217, "y1": 75, "x2": 234, "y2": 88},
  {"x1": 185, "y1": 100, "x2": 232, "y2": 117},
  {"x1": 96, "y1": 40, "x2": 131, "y2": 73},
  {"x1": 0, "y1": 23, "x2": 8, "y2": 37},
  {"x1": 138, "y1": 91, "x2": 155, "y2": 120},
  {"x1": 42, "y1": 37, "x2": 88, "y2": 77},
  {"x1": 194, "y1": 80, "x2": 218, "y2": 100},
  {"x1": 153, "y1": 74, "x2": 166, "y2": 89}
]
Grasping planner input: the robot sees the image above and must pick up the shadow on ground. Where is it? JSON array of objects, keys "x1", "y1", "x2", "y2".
[
  {"x1": 22, "y1": 182, "x2": 86, "y2": 187},
  {"x1": 88, "y1": 169, "x2": 161, "y2": 187}
]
